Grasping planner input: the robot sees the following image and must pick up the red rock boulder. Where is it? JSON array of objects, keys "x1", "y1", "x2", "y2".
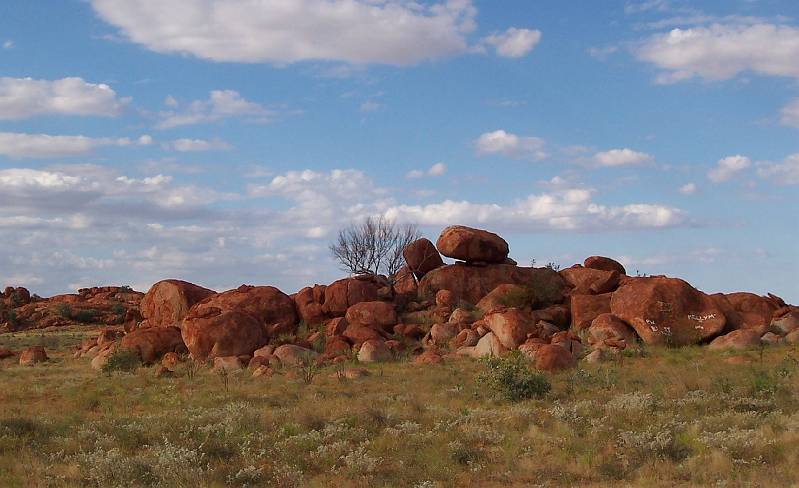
[
  {"x1": 724, "y1": 292, "x2": 779, "y2": 333},
  {"x1": 708, "y1": 329, "x2": 762, "y2": 351},
  {"x1": 181, "y1": 309, "x2": 268, "y2": 361},
  {"x1": 484, "y1": 308, "x2": 534, "y2": 349},
  {"x1": 610, "y1": 277, "x2": 726, "y2": 346},
  {"x1": 419, "y1": 263, "x2": 567, "y2": 306},
  {"x1": 534, "y1": 344, "x2": 577, "y2": 372},
  {"x1": 584, "y1": 256, "x2": 626, "y2": 275},
  {"x1": 19, "y1": 346, "x2": 47, "y2": 366},
  {"x1": 323, "y1": 277, "x2": 380, "y2": 317},
  {"x1": 588, "y1": 313, "x2": 638, "y2": 346},
  {"x1": 571, "y1": 293, "x2": 612, "y2": 331},
  {"x1": 293, "y1": 285, "x2": 326, "y2": 325},
  {"x1": 435, "y1": 225, "x2": 509, "y2": 264},
  {"x1": 140, "y1": 279, "x2": 216, "y2": 328},
  {"x1": 403, "y1": 238, "x2": 445, "y2": 279},
  {"x1": 560, "y1": 266, "x2": 620, "y2": 295},
  {"x1": 345, "y1": 301, "x2": 397, "y2": 332},
  {"x1": 190, "y1": 285, "x2": 297, "y2": 336},
  {"x1": 120, "y1": 326, "x2": 186, "y2": 364}
]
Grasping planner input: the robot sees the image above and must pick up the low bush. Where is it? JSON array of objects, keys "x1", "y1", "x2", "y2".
[
  {"x1": 73, "y1": 309, "x2": 98, "y2": 324},
  {"x1": 478, "y1": 351, "x2": 551, "y2": 401},
  {"x1": 102, "y1": 349, "x2": 141, "y2": 375}
]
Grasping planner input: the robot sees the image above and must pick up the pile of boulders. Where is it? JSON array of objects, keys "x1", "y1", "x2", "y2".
[
  {"x1": 5, "y1": 224, "x2": 797, "y2": 375},
  {"x1": 0, "y1": 285, "x2": 143, "y2": 332}
]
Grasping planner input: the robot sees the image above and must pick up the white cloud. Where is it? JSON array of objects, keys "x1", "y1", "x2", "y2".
[
  {"x1": 588, "y1": 45, "x2": 619, "y2": 60},
  {"x1": 592, "y1": 148, "x2": 654, "y2": 167},
  {"x1": 91, "y1": 0, "x2": 478, "y2": 65},
  {"x1": 384, "y1": 187, "x2": 685, "y2": 231},
  {"x1": 359, "y1": 100, "x2": 382, "y2": 113},
  {"x1": 679, "y1": 182, "x2": 697, "y2": 194},
  {"x1": 156, "y1": 90, "x2": 271, "y2": 129},
  {"x1": 406, "y1": 162, "x2": 447, "y2": 179},
  {"x1": 0, "y1": 77, "x2": 129, "y2": 119},
  {"x1": 168, "y1": 138, "x2": 231, "y2": 152},
  {"x1": 481, "y1": 28, "x2": 541, "y2": 58},
  {"x1": 138, "y1": 135, "x2": 153, "y2": 145},
  {"x1": 757, "y1": 153, "x2": 799, "y2": 185},
  {"x1": 2, "y1": 40, "x2": 13, "y2": 50},
  {"x1": 635, "y1": 23, "x2": 799, "y2": 84},
  {"x1": 780, "y1": 98, "x2": 799, "y2": 128},
  {"x1": 708, "y1": 155, "x2": 751, "y2": 183},
  {"x1": 474, "y1": 129, "x2": 547, "y2": 160},
  {"x1": 0, "y1": 132, "x2": 143, "y2": 159}
]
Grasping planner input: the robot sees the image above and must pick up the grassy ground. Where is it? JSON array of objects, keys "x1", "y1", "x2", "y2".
[{"x1": 1, "y1": 328, "x2": 798, "y2": 487}]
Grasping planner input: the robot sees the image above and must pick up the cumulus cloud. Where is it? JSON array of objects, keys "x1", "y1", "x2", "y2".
[
  {"x1": 406, "y1": 162, "x2": 447, "y2": 179},
  {"x1": 591, "y1": 148, "x2": 654, "y2": 167},
  {"x1": 0, "y1": 77, "x2": 129, "y2": 119},
  {"x1": 474, "y1": 130, "x2": 547, "y2": 160},
  {"x1": 91, "y1": 0, "x2": 479, "y2": 65},
  {"x1": 679, "y1": 182, "x2": 697, "y2": 195},
  {"x1": 481, "y1": 27, "x2": 541, "y2": 58},
  {"x1": 0, "y1": 132, "x2": 147, "y2": 159},
  {"x1": 0, "y1": 163, "x2": 689, "y2": 296},
  {"x1": 384, "y1": 188, "x2": 685, "y2": 231},
  {"x1": 167, "y1": 138, "x2": 231, "y2": 152},
  {"x1": 757, "y1": 153, "x2": 799, "y2": 185},
  {"x1": 635, "y1": 23, "x2": 799, "y2": 84},
  {"x1": 780, "y1": 98, "x2": 799, "y2": 128},
  {"x1": 708, "y1": 155, "x2": 751, "y2": 183},
  {"x1": 156, "y1": 90, "x2": 271, "y2": 129}
]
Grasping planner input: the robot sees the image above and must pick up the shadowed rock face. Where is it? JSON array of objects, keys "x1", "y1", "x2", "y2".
[
  {"x1": 610, "y1": 276, "x2": 726, "y2": 346},
  {"x1": 436, "y1": 225, "x2": 509, "y2": 264},
  {"x1": 403, "y1": 238, "x2": 444, "y2": 279},
  {"x1": 120, "y1": 326, "x2": 186, "y2": 363},
  {"x1": 188, "y1": 285, "x2": 298, "y2": 337},
  {"x1": 419, "y1": 263, "x2": 567, "y2": 306},
  {"x1": 181, "y1": 309, "x2": 267, "y2": 361},
  {"x1": 140, "y1": 279, "x2": 216, "y2": 328}
]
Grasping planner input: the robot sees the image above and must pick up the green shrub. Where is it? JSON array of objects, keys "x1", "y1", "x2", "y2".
[
  {"x1": 73, "y1": 309, "x2": 98, "y2": 324},
  {"x1": 55, "y1": 303, "x2": 73, "y2": 319},
  {"x1": 478, "y1": 351, "x2": 551, "y2": 402},
  {"x1": 102, "y1": 349, "x2": 141, "y2": 375},
  {"x1": 111, "y1": 303, "x2": 126, "y2": 315}
]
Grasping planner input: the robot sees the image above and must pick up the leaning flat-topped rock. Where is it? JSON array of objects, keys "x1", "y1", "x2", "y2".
[{"x1": 436, "y1": 225, "x2": 509, "y2": 264}]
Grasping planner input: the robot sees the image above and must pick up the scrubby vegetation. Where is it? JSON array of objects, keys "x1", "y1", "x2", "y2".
[{"x1": 1, "y1": 328, "x2": 799, "y2": 487}]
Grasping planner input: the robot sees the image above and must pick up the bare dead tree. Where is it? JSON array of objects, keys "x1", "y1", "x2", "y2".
[{"x1": 330, "y1": 216, "x2": 420, "y2": 277}]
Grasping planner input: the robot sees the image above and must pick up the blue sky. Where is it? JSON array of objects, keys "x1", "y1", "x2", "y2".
[{"x1": 0, "y1": 0, "x2": 797, "y2": 301}]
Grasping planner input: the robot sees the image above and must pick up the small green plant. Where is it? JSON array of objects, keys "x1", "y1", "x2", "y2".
[
  {"x1": 55, "y1": 303, "x2": 73, "y2": 320},
  {"x1": 102, "y1": 349, "x2": 141, "y2": 375},
  {"x1": 5, "y1": 310, "x2": 17, "y2": 329},
  {"x1": 478, "y1": 351, "x2": 551, "y2": 402},
  {"x1": 298, "y1": 352, "x2": 319, "y2": 385},
  {"x1": 73, "y1": 309, "x2": 98, "y2": 324}
]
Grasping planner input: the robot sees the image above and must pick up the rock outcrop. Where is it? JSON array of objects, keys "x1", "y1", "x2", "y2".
[
  {"x1": 436, "y1": 225, "x2": 509, "y2": 264},
  {"x1": 140, "y1": 279, "x2": 215, "y2": 328}
]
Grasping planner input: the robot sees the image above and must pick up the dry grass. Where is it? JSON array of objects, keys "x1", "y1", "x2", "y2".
[{"x1": 1, "y1": 327, "x2": 798, "y2": 487}]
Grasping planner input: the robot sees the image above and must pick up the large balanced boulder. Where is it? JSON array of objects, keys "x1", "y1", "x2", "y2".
[
  {"x1": 403, "y1": 238, "x2": 444, "y2": 279},
  {"x1": 189, "y1": 285, "x2": 297, "y2": 336},
  {"x1": 419, "y1": 263, "x2": 567, "y2": 306},
  {"x1": 181, "y1": 309, "x2": 268, "y2": 361},
  {"x1": 584, "y1": 256, "x2": 626, "y2": 275},
  {"x1": 120, "y1": 326, "x2": 186, "y2": 364},
  {"x1": 610, "y1": 277, "x2": 726, "y2": 346},
  {"x1": 435, "y1": 225, "x2": 509, "y2": 264},
  {"x1": 140, "y1": 279, "x2": 215, "y2": 328},
  {"x1": 323, "y1": 277, "x2": 380, "y2": 317}
]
